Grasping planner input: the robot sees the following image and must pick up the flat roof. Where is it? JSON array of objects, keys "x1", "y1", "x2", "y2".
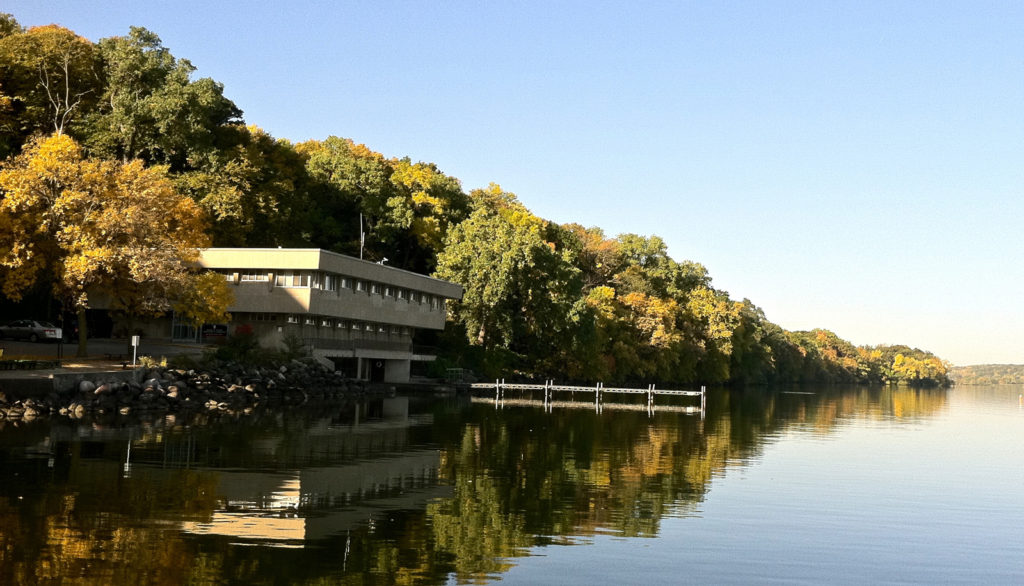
[{"x1": 199, "y1": 248, "x2": 463, "y2": 299}]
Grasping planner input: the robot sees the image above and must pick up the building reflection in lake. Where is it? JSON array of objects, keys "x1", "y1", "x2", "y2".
[
  {"x1": 45, "y1": 397, "x2": 449, "y2": 547},
  {"x1": 166, "y1": 397, "x2": 449, "y2": 545}
]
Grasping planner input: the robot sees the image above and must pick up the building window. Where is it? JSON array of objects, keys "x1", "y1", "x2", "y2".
[
  {"x1": 223, "y1": 271, "x2": 234, "y2": 282},
  {"x1": 241, "y1": 270, "x2": 268, "y2": 282},
  {"x1": 429, "y1": 295, "x2": 438, "y2": 310},
  {"x1": 337, "y1": 321, "x2": 347, "y2": 329},
  {"x1": 276, "y1": 271, "x2": 311, "y2": 288},
  {"x1": 377, "y1": 324, "x2": 387, "y2": 333},
  {"x1": 253, "y1": 313, "x2": 277, "y2": 322},
  {"x1": 286, "y1": 315, "x2": 299, "y2": 324},
  {"x1": 341, "y1": 277, "x2": 351, "y2": 289},
  {"x1": 390, "y1": 325, "x2": 401, "y2": 335},
  {"x1": 356, "y1": 280, "x2": 366, "y2": 292},
  {"x1": 384, "y1": 286, "x2": 394, "y2": 297},
  {"x1": 350, "y1": 321, "x2": 361, "y2": 331},
  {"x1": 318, "y1": 273, "x2": 339, "y2": 292},
  {"x1": 321, "y1": 318, "x2": 333, "y2": 327},
  {"x1": 370, "y1": 282, "x2": 381, "y2": 295},
  {"x1": 401, "y1": 327, "x2": 410, "y2": 336},
  {"x1": 397, "y1": 289, "x2": 408, "y2": 301},
  {"x1": 304, "y1": 316, "x2": 316, "y2": 326},
  {"x1": 364, "y1": 323, "x2": 374, "y2": 332}
]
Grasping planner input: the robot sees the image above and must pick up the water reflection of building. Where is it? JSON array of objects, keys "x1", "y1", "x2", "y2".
[
  {"x1": 36, "y1": 398, "x2": 449, "y2": 546},
  {"x1": 172, "y1": 397, "x2": 451, "y2": 545},
  {"x1": 181, "y1": 448, "x2": 446, "y2": 543}
]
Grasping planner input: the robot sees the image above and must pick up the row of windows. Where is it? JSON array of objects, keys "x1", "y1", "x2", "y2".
[
  {"x1": 280, "y1": 314, "x2": 410, "y2": 335},
  {"x1": 235, "y1": 312, "x2": 411, "y2": 335},
  {"x1": 235, "y1": 312, "x2": 412, "y2": 335},
  {"x1": 223, "y1": 270, "x2": 442, "y2": 308}
]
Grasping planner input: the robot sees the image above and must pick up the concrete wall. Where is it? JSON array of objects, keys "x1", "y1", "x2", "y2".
[
  {"x1": 224, "y1": 281, "x2": 447, "y2": 330},
  {"x1": 200, "y1": 248, "x2": 461, "y2": 331},
  {"x1": 199, "y1": 248, "x2": 462, "y2": 298},
  {"x1": 384, "y1": 359, "x2": 410, "y2": 384}
]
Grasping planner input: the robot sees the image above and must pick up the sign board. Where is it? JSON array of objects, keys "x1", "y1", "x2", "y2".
[
  {"x1": 131, "y1": 335, "x2": 140, "y2": 367},
  {"x1": 201, "y1": 324, "x2": 228, "y2": 339}
]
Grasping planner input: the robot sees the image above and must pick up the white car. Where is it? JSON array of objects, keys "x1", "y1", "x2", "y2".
[{"x1": 0, "y1": 320, "x2": 63, "y2": 342}]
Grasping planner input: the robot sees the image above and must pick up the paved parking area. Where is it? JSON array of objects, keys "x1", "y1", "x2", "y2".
[{"x1": 0, "y1": 337, "x2": 208, "y2": 361}]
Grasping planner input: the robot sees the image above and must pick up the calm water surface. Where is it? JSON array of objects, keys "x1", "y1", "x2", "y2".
[{"x1": 0, "y1": 385, "x2": 1021, "y2": 584}]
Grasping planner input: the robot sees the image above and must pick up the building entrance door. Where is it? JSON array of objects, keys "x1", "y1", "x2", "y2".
[
  {"x1": 370, "y1": 359, "x2": 386, "y2": 382},
  {"x1": 171, "y1": 312, "x2": 198, "y2": 342}
]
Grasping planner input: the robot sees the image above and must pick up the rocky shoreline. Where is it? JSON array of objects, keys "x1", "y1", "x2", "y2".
[{"x1": 0, "y1": 359, "x2": 376, "y2": 422}]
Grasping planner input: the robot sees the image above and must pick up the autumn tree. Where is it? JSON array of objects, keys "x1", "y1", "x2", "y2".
[
  {"x1": 0, "y1": 23, "x2": 101, "y2": 154},
  {"x1": 300, "y1": 136, "x2": 395, "y2": 257},
  {"x1": 0, "y1": 133, "x2": 229, "y2": 355},
  {"x1": 564, "y1": 225, "x2": 622, "y2": 290},
  {"x1": 387, "y1": 157, "x2": 470, "y2": 272}
]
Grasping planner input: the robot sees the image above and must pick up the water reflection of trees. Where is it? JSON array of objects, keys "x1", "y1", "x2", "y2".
[{"x1": 0, "y1": 387, "x2": 947, "y2": 584}]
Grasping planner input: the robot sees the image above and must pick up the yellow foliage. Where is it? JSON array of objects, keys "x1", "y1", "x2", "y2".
[
  {"x1": 173, "y1": 271, "x2": 234, "y2": 326},
  {"x1": 685, "y1": 286, "x2": 741, "y2": 351},
  {"x1": 0, "y1": 133, "x2": 215, "y2": 318},
  {"x1": 621, "y1": 291, "x2": 682, "y2": 348}
]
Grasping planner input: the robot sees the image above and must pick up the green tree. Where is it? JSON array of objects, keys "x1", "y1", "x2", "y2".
[
  {"x1": 175, "y1": 125, "x2": 310, "y2": 246},
  {"x1": 0, "y1": 13, "x2": 23, "y2": 40},
  {"x1": 83, "y1": 26, "x2": 242, "y2": 170},
  {"x1": 300, "y1": 136, "x2": 395, "y2": 257},
  {"x1": 435, "y1": 186, "x2": 590, "y2": 376}
]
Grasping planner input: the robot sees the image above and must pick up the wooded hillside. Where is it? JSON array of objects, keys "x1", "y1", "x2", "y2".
[{"x1": 0, "y1": 14, "x2": 951, "y2": 385}]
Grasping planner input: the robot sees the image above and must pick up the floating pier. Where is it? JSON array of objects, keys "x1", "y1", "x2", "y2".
[{"x1": 469, "y1": 380, "x2": 706, "y2": 416}]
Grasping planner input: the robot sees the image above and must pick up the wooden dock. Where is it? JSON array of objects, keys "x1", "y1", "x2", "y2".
[{"x1": 469, "y1": 380, "x2": 706, "y2": 415}]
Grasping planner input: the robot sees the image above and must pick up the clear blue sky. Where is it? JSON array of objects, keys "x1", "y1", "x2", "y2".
[{"x1": 9, "y1": 1, "x2": 1024, "y2": 365}]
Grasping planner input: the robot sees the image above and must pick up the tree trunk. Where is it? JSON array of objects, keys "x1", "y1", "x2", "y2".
[
  {"x1": 76, "y1": 307, "x2": 89, "y2": 357},
  {"x1": 476, "y1": 321, "x2": 486, "y2": 347}
]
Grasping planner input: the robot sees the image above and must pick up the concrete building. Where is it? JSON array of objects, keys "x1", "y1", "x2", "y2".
[{"x1": 174, "y1": 248, "x2": 462, "y2": 383}]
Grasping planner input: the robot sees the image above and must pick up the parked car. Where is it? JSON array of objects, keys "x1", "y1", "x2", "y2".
[{"x1": 0, "y1": 320, "x2": 63, "y2": 342}]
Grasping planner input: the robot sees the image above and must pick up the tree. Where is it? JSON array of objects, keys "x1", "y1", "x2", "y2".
[
  {"x1": 684, "y1": 286, "x2": 741, "y2": 383},
  {"x1": 562, "y1": 224, "x2": 622, "y2": 290},
  {"x1": 435, "y1": 187, "x2": 590, "y2": 376},
  {"x1": 0, "y1": 133, "x2": 225, "y2": 355},
  {"x1": 175, "y1": 125, "x2": 310, "y2": 246},
  {"x1": 0, "y1": 13, "x2": 23, "y2": 40},
  {"x1": 0, "y1": 81, "x2": 15, "y2": 156},
  {"x1": 0, "y1": 24, "x2": 101, "y2": 153},
  {"x1": 387, "y1": 157, "x2": 470, "y2": 271},
  {"x1": 300, "y1": 136, "x2": 396, "y2": 257},
  {"x1": 83, "y1": 26, "x2": 242, "y2": 169},
  {"x1": 172, "y1": 271, "x2": 233, "y2": 327}
]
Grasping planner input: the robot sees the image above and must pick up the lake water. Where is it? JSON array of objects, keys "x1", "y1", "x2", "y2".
[{"x1": 0, "y1": 385, "x2": 1021, "y2": 584}]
